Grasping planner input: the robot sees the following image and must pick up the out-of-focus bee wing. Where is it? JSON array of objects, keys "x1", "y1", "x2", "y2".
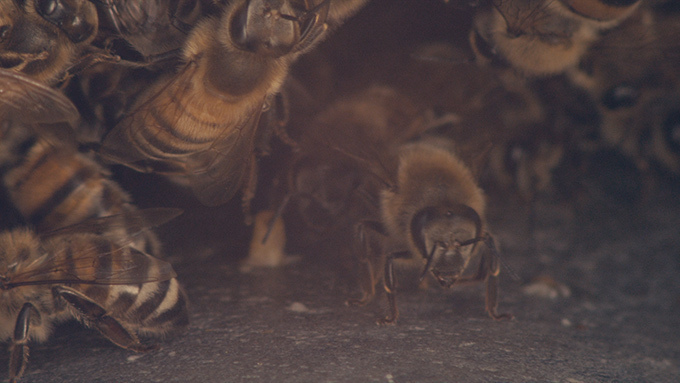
[
  {"x1": 41, "y1": 208, "x2": 183, "y2": 239},
  {"x1": 4, "y1": 245, "x2": 177, "y2": 288},
  {"x1": 187, "y1": 99, "x2": 266, "y2": 206},
  {"x1": 0, "y1": 69, "x2": 79, "y2": 125}
]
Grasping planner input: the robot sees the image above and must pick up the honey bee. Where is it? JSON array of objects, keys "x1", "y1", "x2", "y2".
[
  {"x1": 0, "y1": 209, "x2": 187, "y2": 383},
  {"x1": 275, "y1": 84, "x2": 511, "y2": 324},
  {"x1": 276, "y1": 85, "x2": 422, "y2": 242},
  {"x1": 91, "y1": 0, "x2": 218, "y2": 63},
  {"x1": 566, "y1": 3, "x2": 680, "y2": 175},
  {"x1": 0, "y1": 69, "x2": 153, "y2": 248},
  {"x1": 0, "y1": 69, "x2": 189, "y2": 382},
  {"x1": 351, "y1": 136, "x2": 513, "y2": 324},
  {"x1": 0, "y1": 0, "x2": 103, "y2": 85},
  {"x1": 470, "y1": 0, "x2": 642, "y2": 76},
  {"x1": 98, "y1": 0, "x2": 335, "y2": 213}
]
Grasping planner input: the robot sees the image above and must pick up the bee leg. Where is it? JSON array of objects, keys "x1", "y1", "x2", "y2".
[
  {"x1": 9, "y1": 303, "x2": 40, "y2": 383},
  {"x1": 53, "y1": 287, "x2": 158, "y2": 352},
  {"x1": 378, "y1": 253, "x2": 400, "y2": 325},
  {"x1": 480, "y1": 253, "x2": 513, "y2": 321},
  {"x1": 346, "y1": 220, "x2": 385, "y2": 306}
]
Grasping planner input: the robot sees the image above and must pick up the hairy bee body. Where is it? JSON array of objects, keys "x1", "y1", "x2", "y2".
[
  {"x1": 99, "y1": 0, "x2": 332, "y2": 207},
  {"x1": 99, "y1": 0, "x2": 370, "y2": 209},
  {"x1": 0, "y1": 118, "x2": 159, "y2": 253},
  {"x1": 381, "y1": 138, "x2": 487, "y2": 255}
]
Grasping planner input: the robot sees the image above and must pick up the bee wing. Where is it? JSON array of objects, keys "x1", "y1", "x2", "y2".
[
  {"x1": 6, "y1": 244, "x2": 177, "y2": 288},
  {"x1": 99, "y1": 59, "x2": 265, "y2": 207},
  {"x1": 41, "y1": 208, "x2": 183, "y2": 240},
  {"x1": 0, "y1": 69, "x2": 79, "y2": 125},
  {"x1": 187, "y1": 99, "x2": 266, "y2": 206},
  {"x1": 99, "y1": 62, "x2": 201, "y2": 172}
]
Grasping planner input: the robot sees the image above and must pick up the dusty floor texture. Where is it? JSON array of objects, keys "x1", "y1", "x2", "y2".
[{"x1": 5, "y1": 172, "x2": 680, "y2": 383}]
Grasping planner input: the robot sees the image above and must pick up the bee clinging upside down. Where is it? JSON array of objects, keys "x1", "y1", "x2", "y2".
[
  {"x1": 0, "y1": 0, "x2": 104, "y2": 85},
  {"x1": 98, "y1": 0, "x2": 337, "y2": 213}
]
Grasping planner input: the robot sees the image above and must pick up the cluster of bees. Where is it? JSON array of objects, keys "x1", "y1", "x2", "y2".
[{"x1": 0, "y1": 0, "x2": 678, "y2": 381}]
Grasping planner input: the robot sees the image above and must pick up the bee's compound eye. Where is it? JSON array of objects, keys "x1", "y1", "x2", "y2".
[
  {"x1": 601, "y1": 84, "x2": 639, "y2": 110},
  {"x1": 36, "y1": 0, "x2": 58, "y2": 16}
]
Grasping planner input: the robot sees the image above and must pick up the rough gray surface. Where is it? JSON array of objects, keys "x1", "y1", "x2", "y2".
[{"x1": 6, "y1": 179, "x2": 680, "y2": 383}]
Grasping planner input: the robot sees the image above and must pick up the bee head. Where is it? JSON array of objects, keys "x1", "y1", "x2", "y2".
[
  {"x1": 410, "y1": 204, "x2": 483, "y2": 286},
  {"x1": 229, "y1": 0, "x2": 328, "y2": 57},
  {"x1": 33, "y1": 0, "x2": 98, "y2": 43}
]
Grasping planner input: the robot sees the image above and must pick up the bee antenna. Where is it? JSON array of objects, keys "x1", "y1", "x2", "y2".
[{"x1": 482, "y1": 233, "x2": 521, "y2": 282}]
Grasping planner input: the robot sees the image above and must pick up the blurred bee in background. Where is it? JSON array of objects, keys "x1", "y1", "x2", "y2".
[
  {"x1": 0, "y1": 209, "x2": 185, "y2": 383},
  {"x1": 250, "y1": 85, "x2": 418, "y2": 282},
  {"x1": 98, "y1": 0, "x2": 352, "y2": 219},
  {"x1": 0, "y1": 0, "x2": 110, "y2": 85},
  {"x1": 0, "y1": 69, "x2": 157, "y2": 251},
  {"x1": 470, "y1": 0, "x2": 642, "y2": 76},
  {"x1": 567, "y1": 2, "x2": 680, "y2": 176}
]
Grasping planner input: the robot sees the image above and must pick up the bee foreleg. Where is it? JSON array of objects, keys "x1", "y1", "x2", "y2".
[
  {"x1": 53, "y1": 287, "x2": 158, "y2": 353},
  {"x1": 378, "y1": 252, "x2": 401, "y2": 326},
  {"x1": 9, "y1": 303, "x2": 39, "y2": 383},
  {"x1": 480, "y1": 253, "x2": 513, "y2": 321}
]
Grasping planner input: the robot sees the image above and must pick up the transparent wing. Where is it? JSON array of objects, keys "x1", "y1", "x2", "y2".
[
  {"x1": 41, "y1": 207, "x2": 183, "y2": 240},
  {"x1": 100, "y1": 59, "x2": 266, "y2": 206},
  {"x1": 186, "y1": 99, "x2": 265, "y2": 206},
  {"x1": 0, "y1": 69, "x2": 79, "y2": 125},
  {"x1": 4, "y1": 243, "x2": 177, "y2": 288}
]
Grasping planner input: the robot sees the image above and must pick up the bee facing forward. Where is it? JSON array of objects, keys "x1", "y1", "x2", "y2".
[
  {"x1": 470, "y1": 0, "x2": 642, "y2": 76},
  {"x1": 0, "y1": 210, "x2": 186, "y2": 383},
  {"x1": 0, "y1": 0, "x2": 102, "y2": 85},
  {"x1": 358, "y1": 137, "x2": 513, "y2": 324},
  {"x1": 99, "y1": 0, "x2": 338, "y2": 212}
]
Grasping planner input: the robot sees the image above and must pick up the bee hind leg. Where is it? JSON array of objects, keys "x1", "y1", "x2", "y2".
[
  {"x1": 53, "y1": 286, "x2": 158, "y2": 353},
  {"x1": 9, "y1": 303, "x2": 40, "y2": 383}
]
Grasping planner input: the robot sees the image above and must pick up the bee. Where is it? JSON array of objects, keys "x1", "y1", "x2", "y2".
[
  {"x1": 98, "y1": 0, "x2": 335, "y2": 215},
  {"x1": 0, "y1": 209, "x2": 187, "y2": 383},
  {"x1": 350, "y1": 136, "x2": 513, "y2": 324},
  {"x1": 0, "y1": 0, "x2": 103, "y2": 85},
  {"x1": 275, "y1": 84, "x2": 511, "y2": 324},
  {"x1": 470, "y1": 0, "x2": 642, "y2": 76},
  {"x1": 275, "y1": 85, "x2": 422, "y2": 243},
  {"x1": 0, "y1": 69, "x2": 189, "y2": 382},
  {"x1": 0, "y1": 69, "x2": 153, "y2": 249},
  {"x1": 90, "y1": 0, "x2": 218, "y2": 63},
  {"x1": 566, "y1": 3, "x2": 680, "y2": 174}
]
